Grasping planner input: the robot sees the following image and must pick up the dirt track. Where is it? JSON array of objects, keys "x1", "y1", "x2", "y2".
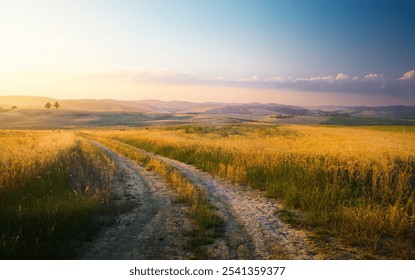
[
  {"x1": 82, "y1": 140, "x2": 369, "y2": 260},
  {"x1": 80, "y1": 143, "x2": 195, "y2": 259}
]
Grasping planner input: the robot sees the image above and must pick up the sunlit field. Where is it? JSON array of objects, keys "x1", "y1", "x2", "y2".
[
  {"x1": 2, "y1": 125, "x2": 415, "y2": 259},
  {"x1": 0, "y1": 131, "x2": 115, "y2": 259},
  {"x1": 90, "y1": 125, "x2": 415, "y2": 258}
]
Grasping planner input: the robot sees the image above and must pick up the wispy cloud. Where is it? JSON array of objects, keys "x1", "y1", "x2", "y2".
[
  {"x1": 236, "y1": 75, "x2": 261, "y2": 82},
  {"x1": 131, "y1": 70, "x2": 205, "y2": 84},
  {"x1": 264, "y1": 76, "x2": 286, "y2": 82},
  {"x1": 399, "y1": 69, "x2": 415, "y2": 80},
  {"x1": 364, "y1": 73, "x2": 383, "y2": 79},
  {"x1": 293, "y1": 75, "x2": 334, "y2": 82}
]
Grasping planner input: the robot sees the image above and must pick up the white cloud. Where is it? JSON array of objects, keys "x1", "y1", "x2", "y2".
[
  {"x1": 237, "y1": 75, "x2": 261, "y2": 82},
  {"x1": 250, "y1": 75, "x2": 260, "y2": 82},
  {"x1": 335, "y1": 73, "x2": 349, "y2": 80},
  {"x1": 364, "y1": 73, "x2": 383, "y2": 79},
  {"x1": 399, "y1": 69, "x2": 415, "y2": 80},
  {"x1": 309, "y1": 75, "x2": 334, "y2": 82},
  {"x1": 293, "y1": 75, "x2": 333, "y2": 82}
]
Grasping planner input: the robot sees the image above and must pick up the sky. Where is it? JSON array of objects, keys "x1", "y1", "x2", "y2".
[{"x1": 0, "y1": 0, "x2": 414, "y2": 106}]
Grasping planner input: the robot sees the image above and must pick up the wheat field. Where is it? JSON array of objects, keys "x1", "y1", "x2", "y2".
[
  {"x1": 2, "y1": 125, "x2": 415, "y2": 259},
  {"x1": 0, "y1": 130, "x2": 115, "y2": 259},
  {"x1": 91, "y1": 124, "x2": 415, "y2": 258}
]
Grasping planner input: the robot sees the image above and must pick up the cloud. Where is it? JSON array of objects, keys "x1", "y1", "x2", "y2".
[
  {"x1": 232, "y1": 72, "x2": 413, "y2": 96},
  {"x1": 293, "y1": 75, "x2": 334, "y2": 82},
  {"x1": 264, "y1": 76, "x2": 286, "y2": 82},
  {"x1": 79, "y1": 69, "x2": 415, "y2": 97},
  {"x1": 311, "y1": 75, "x2": 334, "y2": 81},
  {"x1": 335, "y1": 73, "x2": 349, "y2": 80},
  {"x1": 364, "y1": 73, "x2": 383, "y2": 79},
  {"x1": 399, "y1": 69, "x2": 415, "y2": 80},
  {"x1": 237, "y1": 75, "x2": 260, "y2": 82},
  {"x1": 290, "y1": 72, "x2": 350, "y2": 82}
]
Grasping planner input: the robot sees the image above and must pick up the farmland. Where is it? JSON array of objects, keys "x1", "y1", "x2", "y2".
[
  {"x1": 1, "y1": 124, "x2": 415, "y2": 259},
  {"x1": 88, "y1": 125, "x2": 415, "y2": 258},
  {"x1": 0, "y1": 131, "x2": 115, "y2": 259}
]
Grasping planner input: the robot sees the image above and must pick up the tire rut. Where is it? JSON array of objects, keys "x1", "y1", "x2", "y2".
[
  {"x1": 80, "y1": 143, "x2": 194, "y2": 259},
  {"x1": 115, "y1": 141, "x2": 369, "y2": 259}
]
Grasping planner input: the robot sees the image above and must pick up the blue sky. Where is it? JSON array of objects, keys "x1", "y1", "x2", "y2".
[{"x1": 0, "y1": 0, "x2": 414, "y2": 105}]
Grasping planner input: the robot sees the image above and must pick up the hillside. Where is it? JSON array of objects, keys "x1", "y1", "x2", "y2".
[
  {"x1": 0, "y1": 96, "x2": 57, "y2": 109},
  {"x1": 205, "y1": 103, "x2": 315, "y2": 116},
  {"x1": 0, "y1": 96, "x2": 222, "y2": 113},
  {"x1": 1, "y1": 96, "x2": 415, "y2": 128}
]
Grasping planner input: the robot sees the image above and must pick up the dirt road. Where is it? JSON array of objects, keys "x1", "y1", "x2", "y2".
[
  {"x1": 112, "y1": 140, "x2": 369, "y2": 260},
  {"x1": 80, "y1": 143, "x2": 195, "y2": 259},
  {"x1": 82, "y1": 140, "x2": 368, "y2": 259}
]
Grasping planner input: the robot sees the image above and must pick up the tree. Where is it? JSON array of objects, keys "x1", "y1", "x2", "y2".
[
  {"x1": 11, "y1": 106, "x2": 17, "y2": 110},
  {"x1": 53, "y1": 102, "x2": 60, "y2": 109},
  {"x1": 45, "y1": 102, "x2": 52, "y2": 109}
]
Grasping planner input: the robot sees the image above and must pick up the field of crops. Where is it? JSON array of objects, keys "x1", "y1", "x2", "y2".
[
  {"x1": 2, "y1": 124, "x2": 415, "y2": 259},
  {"x1": 92, "y1": 125, "x2": 415, "y2": 258}
]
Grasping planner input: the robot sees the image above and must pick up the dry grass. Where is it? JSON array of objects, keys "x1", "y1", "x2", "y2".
[
  {"x1": 91, "y1": 124, "x2": 415, "y2": 258},
  {"x1": 0, "y1": 130, "x2": 75, "y2": 190},
  {"x1": 0, "y1": 131, "x2": 116, "y2": 259}
]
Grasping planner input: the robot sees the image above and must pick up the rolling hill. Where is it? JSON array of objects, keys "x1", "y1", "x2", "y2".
[{"x1": 1, "y1": 95, "x2": 414, "y2": 128}]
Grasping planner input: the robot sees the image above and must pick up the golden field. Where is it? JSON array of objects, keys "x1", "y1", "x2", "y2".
[
  {"x1": 91, "y1": 125, "x2": 415, "y2": 258},
  {"x1": 1, "y1": 125, "x2": 415, "y2": 259},
  {"x1": 0, "y1": 131, "x2": 115, "y2": 259}
]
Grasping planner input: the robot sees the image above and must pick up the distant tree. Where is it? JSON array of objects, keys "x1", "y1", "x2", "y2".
[
  {"x1": 45, "y1": 102, "x2": 52, "y2": 109},
  {"x1": 53, "y1": 102, "x2": 60, "y2": 109},
  {"x1": 11, "y1": 106, "x2": 17, "y2": 110}
]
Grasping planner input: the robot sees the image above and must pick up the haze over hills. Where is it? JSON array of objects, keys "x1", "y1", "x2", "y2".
[
  {"x1": 2, "y1": 95, "x2": 415, "y2": 117},
  {"x1": 0, "y1": 96, "x2": 225, "y2": 113},
  {"x1": 0, "y1": 96, "x2": 57, "y2": 109},
  {"x1": 1, "y1": 95, "x2": 415, "y2": 128},
  {"x1": 205, "y1": 103, "x2": 315, "y2": 116}
]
